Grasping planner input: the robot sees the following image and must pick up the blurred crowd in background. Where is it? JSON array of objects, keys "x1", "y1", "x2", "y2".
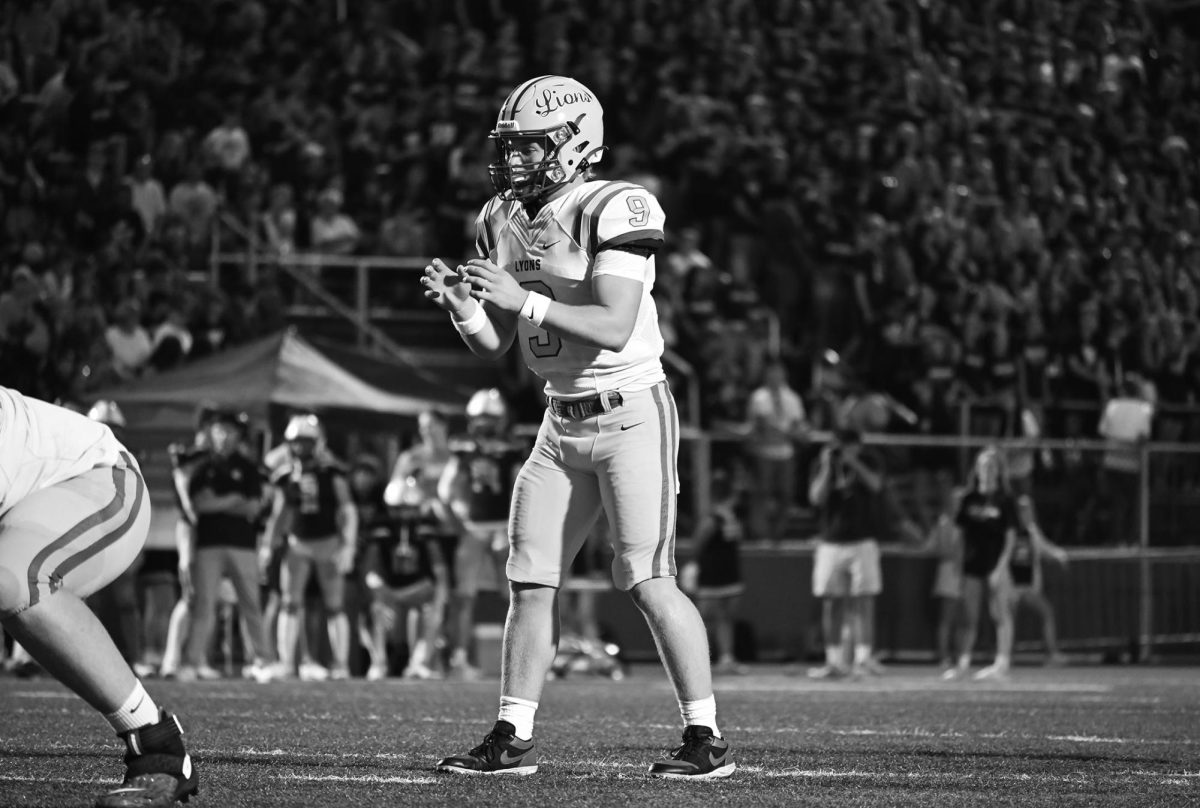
[{"x1": 2, "y1": 0, "x2": 1200, "y2": 440}]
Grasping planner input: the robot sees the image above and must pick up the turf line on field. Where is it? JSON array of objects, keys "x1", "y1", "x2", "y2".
[{"x1": 272, "y1": 773, "x2": 439, "y2": 784}]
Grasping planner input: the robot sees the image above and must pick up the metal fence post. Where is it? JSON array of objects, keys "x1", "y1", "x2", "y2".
[
  {"x1": 356, "y1": 261, "x2": 369, "y2": 351},
  {"x1": 692, "y1": 430, "x2": 711, "y2": 547},
  {"x1": 1137, "y1": 442, "x2": 1152, "y2": 662}
]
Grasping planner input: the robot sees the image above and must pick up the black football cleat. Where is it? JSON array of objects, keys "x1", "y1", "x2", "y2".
[
  {"x1": 95, "y1": 710, "x2": 199, "y2": 807},
  {"x1": 648, "y1": 725, "x2": 736, "y2": 779},
  {"x1": 436, "y1": 720, "x2": 538, "y2": 775}
]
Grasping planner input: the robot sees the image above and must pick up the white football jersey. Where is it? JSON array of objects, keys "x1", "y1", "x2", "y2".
[
  {"x1": 474, "y1": 179, "x2": 668, "y2": 399},
  {"x1": 0, "y1": 387, "x2": 128, "y2": 518}
]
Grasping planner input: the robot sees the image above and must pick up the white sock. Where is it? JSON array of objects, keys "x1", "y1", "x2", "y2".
[
  {"x1": 497, "y1": 695, "x2": 538, "y2": 741},
  {"x1": 104, "y1": 681, "x2": 160, "y2": 734},
  {"x1": 825, "y1": 645, "x2": 843, "y2": 667},
  {"x1": 854, "y1": 644, "x2": 872, "y2": 666},
  {"x1": 679, "y1": 694, "x2": 720, "y2": 738}
]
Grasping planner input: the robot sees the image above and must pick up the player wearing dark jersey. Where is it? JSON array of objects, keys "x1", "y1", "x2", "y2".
[
  {"x1": 262, "y1": 414, "x2": 358, "y2": 680},
  {"x1": 437, "y1": 388, "x2": 526, "y2": 679},
  {"x1": 362, "y1": 473, "x2": 449, "y2": 681}
]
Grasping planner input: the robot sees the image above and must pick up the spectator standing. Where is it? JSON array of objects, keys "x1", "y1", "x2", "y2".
[
  {"x1": 180, "y1": 411, "x2": 272, "y2": 682},
  {"x1": 124, "y1": 154, "x2": 167, "y2": 239},
  {"x1": 689, "y1": 470, "x2": 749, "y2": 675},
  {"x1": 167, "y1": 163, "x2": 219, "y2": 253},
  {"x1": 743, "y1": 358, "x2": 809, "y2": 543},
  {"x1": 158, "y1": 419, "x2": 211, "y2": 679},
  {"x1": 0, "y1": 265, "x2": 53, "y2": 395},
  {"x1": 1004, "y1": 495, "x2": 1070, "y2": 667},
  {"x1": 261, "y1": 183, "x2": 298, "y2": 256},
  {"x1": 1095, "y1": 377, "x2": 1155, "y2": 546},
  {"x1": 950, "y1": 447, "x2": 1018, "y2": 681},
  {"x1": 103, "y1": 299, "x2": 152, "y2": 381},
  {"x1": 202, "y1": 110, "x2": 251, "y2": 191},
  {"x1": 310, "y1": 187, "x2": 360, "y2": 255},
  {"x1": 806, "y1": 427, "x2": 887, "y2": 679},
  {"x1": 924, "y1": 485, "x2": 965, "y2": 673}
]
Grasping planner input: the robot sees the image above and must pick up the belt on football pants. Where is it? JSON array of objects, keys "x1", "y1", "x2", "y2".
[{"x1": 548, "y1": 391, "x2": 624, "y2": 420}]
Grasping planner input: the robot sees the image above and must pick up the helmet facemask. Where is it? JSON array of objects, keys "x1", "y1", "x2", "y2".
[{"x1": 488, "y1": 122, "x2": 584, "y2": 202}]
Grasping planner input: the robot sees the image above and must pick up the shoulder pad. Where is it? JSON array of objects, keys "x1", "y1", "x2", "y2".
[
  {"x1": 570, "y1": 181, "x2": 665, "y2": 256},
  {"x1": 475, "y1": 198, "x2": 515, "y2": 259}
]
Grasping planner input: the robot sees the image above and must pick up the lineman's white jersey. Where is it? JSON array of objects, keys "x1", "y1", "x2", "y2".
[
  {"x1": 0, "y1": 387, "x2": 128, "y2": 518},
  {"x1": 474, "y1": 180, "x2": 668, "y2": 399}
]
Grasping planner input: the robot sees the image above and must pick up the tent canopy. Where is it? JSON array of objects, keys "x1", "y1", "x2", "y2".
[{"x1": 93, "y1": 329, "x2": 501, "y2": 431}]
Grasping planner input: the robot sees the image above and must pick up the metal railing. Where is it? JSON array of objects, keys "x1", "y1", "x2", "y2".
[{"x1": 210, "y1": 236, "x2": 704, "y2": 428}]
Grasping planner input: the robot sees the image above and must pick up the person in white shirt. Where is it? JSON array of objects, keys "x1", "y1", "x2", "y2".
[
  {"x1": 167, "y1": 164, "x2": 218, "y2": 248},
  {"x1": 0, "y1": 387, "x2": 199, "y2": 806},
  {"x1": 423, "y1": 75, "x2": 734, "y2": 780},
  {"x1": 1096, "y1": 377, "x2": 1155, "y2": 546},
  {"x1": 310, "y1": 188, "x2": 360, "y2": 255},
  {"x1": 744, "y1": 358, "x2": 809, "y2": 543},
  {"x1": 125, "y1": 154, "x2": 167, "y2": 238},
  {"x1": 104, "y1": 300, "x2": 153, "y2": 380}
]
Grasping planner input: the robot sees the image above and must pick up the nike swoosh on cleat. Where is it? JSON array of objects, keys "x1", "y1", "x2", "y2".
[
  {"x1": 709, "y1": 751, "x2": 727, "y2": 767},
  {"x1": 499, "y1": 749, "x2": 530, "y2": 765},
  {"x1": 619, "y1": 422, "x2": 645, "y2": 431}
]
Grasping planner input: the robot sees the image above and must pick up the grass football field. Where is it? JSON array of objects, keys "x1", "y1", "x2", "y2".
[{"x1": 1, "y1": 664, "x2": 1197, "y2": 807}]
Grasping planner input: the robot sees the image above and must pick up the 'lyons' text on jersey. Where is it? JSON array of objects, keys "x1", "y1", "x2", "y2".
[{"x1": 514, "y1": 258, "x2": 541, "y2": 272}]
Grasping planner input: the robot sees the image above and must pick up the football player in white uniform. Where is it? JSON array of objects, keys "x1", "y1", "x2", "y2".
[
  {"x1": 0, "y1": 387, "x2": 198, "y2": 806},
  {"x1": 423, "y1": 75, "x2": 734, "y2": 779}
]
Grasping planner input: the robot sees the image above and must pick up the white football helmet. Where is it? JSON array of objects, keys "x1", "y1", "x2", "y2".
[
  {"x1": 383, "y1": 474, "x2": 426, "y2": 509},
  {"x1": 87, "y1": 400, "x2": 127, "y2": 428},
  {"x1": 284, "y1": 413, "x2": 323, "y2": 443},
  {"x1": 489, "y1": 75, "x2": 605, "y2": 201},
  {"x1": 466, "y1": 388, "x2": 509, "y2": 438}
]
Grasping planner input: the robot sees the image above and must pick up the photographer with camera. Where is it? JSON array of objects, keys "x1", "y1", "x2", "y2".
[{"x1": 806, "y1": 427, "x2": 887, "y2": 679}]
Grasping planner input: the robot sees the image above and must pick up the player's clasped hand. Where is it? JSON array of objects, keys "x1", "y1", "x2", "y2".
[
  {"x1": 420, "y1": 258, "x2": 473, "y2": 315},
  {"x1": 460, "y1": 258, "x2": 528, "y2": 313}
]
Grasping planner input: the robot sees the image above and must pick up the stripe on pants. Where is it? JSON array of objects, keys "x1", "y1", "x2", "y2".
[
  {"x1": 650, "y1": 384, "x2": 678, "y2": 577},
  {"x1": 54, "y1": 461, "x2": 145, "y2": 583},
  {"x1": 24, "y1": 455, "x2": 142, "y2": 607}
]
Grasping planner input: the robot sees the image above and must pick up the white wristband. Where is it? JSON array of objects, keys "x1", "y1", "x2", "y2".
[
  {"x1": 452, "y1": 301, "x2": 489, "y2": 336},
  {"x1": 520, "y1": 291, "x2": 551, "y2": 328}
]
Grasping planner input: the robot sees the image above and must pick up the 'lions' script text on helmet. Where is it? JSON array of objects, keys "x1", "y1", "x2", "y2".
[{"x1": 489, "y1": 75, "x2": 605, "y2": 202}]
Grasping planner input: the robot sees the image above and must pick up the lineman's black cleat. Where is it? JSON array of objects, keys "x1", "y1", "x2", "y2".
[{"x1": 95, "y1": 710, "x2": 199, "y2": 807}]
